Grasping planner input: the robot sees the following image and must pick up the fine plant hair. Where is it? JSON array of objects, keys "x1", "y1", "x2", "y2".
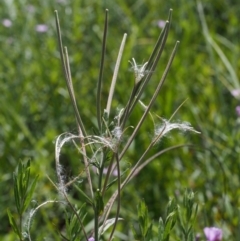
[
  {"x1": 27, "y1": 200, "x2": 66, "y2": 241},
  {"x1": 12, "y1": 9, "x2": 200, "y2": 241}
]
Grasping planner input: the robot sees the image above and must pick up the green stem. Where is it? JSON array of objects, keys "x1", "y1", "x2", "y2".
[
  {"x1": 94, "y1": 207, "x2": 99, "y2": 241},
  {"x1": 102, "y1": 154, "x2": 115, "y2": 196},
  {"x1": 120, "y1": 81, "x2": 141, "y2": 129},
  {"x1": 108, "y1": 152, "x2": 121, "y2": 241},
  {"x1": 54, "y1": 10, "x2": 86, "y2": 137},
  {"x1": 98, "y1": 151, "x2": 106, "y2": 190},
  {"x1": 97, "y1": 9, "x2": 109, "y2": 131},
  {"x1": 20, "y1": 213, "x2": 23, "y2": 241}
]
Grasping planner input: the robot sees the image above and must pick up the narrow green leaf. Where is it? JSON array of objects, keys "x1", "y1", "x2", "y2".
[
  {"x1": 13, "y1": 173, "x2": 20, "y2": 214},
  {"x1": 64, "y1": 210, "x2": 71, "y2": 236},
  {"x1": 163, "y1": 211, "x2": 177, "y2": 240},
  {"x1": 145, "y1": 223, "x2": 153, "y2": 241},
  {"x1": 187, "y1": 225, "x2": 193, "y2": 235},
  {"x1": 131, "y1": 223, "x2": 139, "y2": 240},
  {"x1": 73, "y1": 184, "x2": 93, "y2": 205},
  {"x1": 193, "y1": 203, "x2": 198, "y2": 221},
  {"x1": 177, "y1": 207, "x2": 185, "y2": 231},
  {"x1": 158, "y1": 218, "x2": 164, "y2": 241},
  {"x1": 95, "y1": 189, "x2": 104, "y2": 216},
  {"x1": 24, "y1": 161, "x2": 31, "y2": 191},
  {"x1": 7, "y1": 209, "x2": 21, "y2": 238},
  {"x1": 137, "y1": 201, "x2": 152, "y2": 238},
  {"x1": 18, "y1": 162, "x2": 24, "y2": 201},
  {"x1": 23, "y1": 175, "x2": 39, "y2": 213}
]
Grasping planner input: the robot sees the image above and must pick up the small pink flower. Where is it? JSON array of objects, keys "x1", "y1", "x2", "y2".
[
  {"x1": 231, "y1": 89, "x2": 240, "y2": 98},
  {"x1": 35, "y1": 24, "x2": 48, "y2": 33},
  {"x1": 2, "y1": 19, "x2": 12, "y2": 27},
  {"x1": 204, "y1": 227, "x2": 222, "y2": 241},
  {"x1": 157, "y1": 20, "x2": 165, "y2": 29},
  {"x1": 88, "y1": 237, "x2": 95, "y2": 241}
]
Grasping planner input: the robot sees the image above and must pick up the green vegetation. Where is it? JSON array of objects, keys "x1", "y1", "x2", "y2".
[{"x1": 1, "y1": 0, "x2": 240, "y2": 240}]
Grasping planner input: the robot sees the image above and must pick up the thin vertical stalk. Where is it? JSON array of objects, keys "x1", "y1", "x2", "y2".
[
  {"x1": 94, "y1": 207, "x2": 99, "y2": 241},
  {"x1": 120, "y1": 20, "x2": 170, "y2": 130},
  {"x1": 95, "y1": 149, "x2": 107, "y2": 241},
  {"x1": 107, "y1": 152, "x2": 121, "y2": 241},
  {"x1": 102, "y1": 154, "x2": 115, "y2": 196},
  {"x1": 98, "y1": 150, "x2": 108, "y2": 190},
  {"x1": 97, "y1": 9, "x2": 109, "y2": 131},
  {"x1": 101, "y1": 41, "x2": 180, "y2": 226},
  {"x1": 120, "y1": 41, "x2": 180, "y2": 160},
  {"x1": 146, "y1": 9, "x2": 172, "y2": 70},
  {"x1": 64, "y1": 46, "x2": 93, "y2": 198},
  {"x1": 134, "y1": 9, "x2": 172, "y2": 102},
  {"x1": 129, "y1": 21, "x2": 170, "y2": 116},
  {"x1": 120, "y1": 81, "x2": 142, "y2": 129},
  {"x1": 78, "y1": 126, "x2": 94, "y2": 198},
  {"x1": 120, "y1": 11, "x2": 172, "y2": 129},
  {"x1": 20, "y1": 214, "x2": 23, "y2": 241},
  {"x1": 54, "y1": 10, "x2": 86, "y2": 137},
  {"x1": 106, "y1": 33, "x2": 127, "y2": 117}
]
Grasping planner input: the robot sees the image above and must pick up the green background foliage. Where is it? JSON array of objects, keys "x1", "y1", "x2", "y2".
[{"x1": 1, "y1": 0, "x2": 240, "y2": 240}]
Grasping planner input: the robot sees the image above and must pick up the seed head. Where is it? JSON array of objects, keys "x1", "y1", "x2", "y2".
[{"x1": 129, "y1": 58, "x2": 148, "y2": 84}]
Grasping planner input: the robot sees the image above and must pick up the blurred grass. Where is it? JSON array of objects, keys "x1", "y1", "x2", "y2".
[{"x1": 1, "y1": 0, "x2": 240, "y2": 240}]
